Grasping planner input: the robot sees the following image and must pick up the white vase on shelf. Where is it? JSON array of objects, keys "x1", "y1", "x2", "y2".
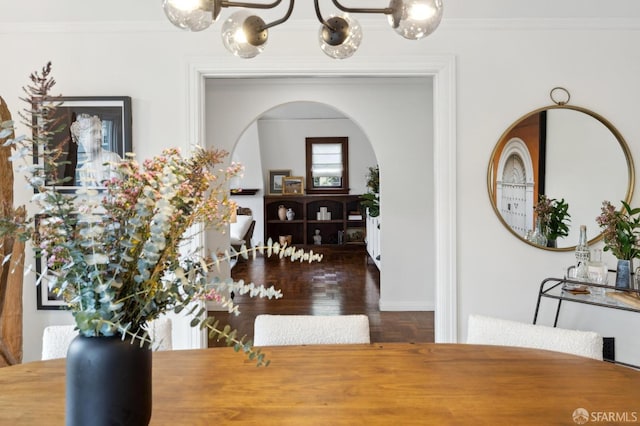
[{"x1": 286, "y1": 208, "x2": 295, "y2": 221}]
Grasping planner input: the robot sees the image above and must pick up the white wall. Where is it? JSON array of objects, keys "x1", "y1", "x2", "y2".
[
  {"x1": 230, "y1": 121, "x2": 264, "y2": 246},
  {"x1": 545, "y1": 109, "x2": 628, "y2": 245},
  {"x1": 257, "y1": 117, "x2": 375, "y2": 195},
  {"x1": 230, "y1": 121, "x2": 263, "y2": 191},
  {"x1": 3, "y1": 1, "x2": 640, "y2": 365}
]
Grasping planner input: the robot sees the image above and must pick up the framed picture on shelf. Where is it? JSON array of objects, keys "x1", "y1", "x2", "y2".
[
  {"x1": 268, "y1": 169, "x2": 291, "y2": 195},
  {"x1": 33, "y1": 96, "x2": 132, "y2": 192},
  {"x1": 345, "y1": 227, "x2": 366, "y2": 244},
  {"x1": 282, "y1": 176, "x2": 304, "y2": 195}
]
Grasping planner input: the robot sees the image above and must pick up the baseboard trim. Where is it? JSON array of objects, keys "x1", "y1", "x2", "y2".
[{"x1": 379, "y1": 300, "x2": 435, "y2": 311}]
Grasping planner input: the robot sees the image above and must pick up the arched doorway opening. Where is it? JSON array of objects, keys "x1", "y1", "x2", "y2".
[{"x1": 229, "y1": 100, "x2": 377, "y2": 248}]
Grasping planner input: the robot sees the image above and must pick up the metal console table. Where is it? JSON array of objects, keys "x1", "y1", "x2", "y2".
[
  {"x1": 533, "y1": 275, "x2": 640, "y2": 327},
  {"x1": 533, "y1": 274, "x2": 640, "y2": 368}
]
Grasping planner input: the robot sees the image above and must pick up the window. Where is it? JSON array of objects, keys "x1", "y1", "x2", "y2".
[{"x1": 305, "y1": 137, "x2": 349, "y2": 194}]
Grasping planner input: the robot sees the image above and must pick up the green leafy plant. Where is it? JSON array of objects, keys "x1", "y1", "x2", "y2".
[
  {"x1": 360, "y1": 165, "x2": 379, "y2": 217},
  {"x1": 0, "y1": 63, "x2": 322, "y2": 366},
  {"x1": 365, "y1": 164, "x2": 379, "y2": 193},
  {"x1": 534, "y1": 195, "x2": 571, "y2": 241},
  {"x1": 596, "y1": 200, "x2": 640, "y2": 260},
  {"x1": 359, "y1": 193, "x2": 379, "y2": 218}
]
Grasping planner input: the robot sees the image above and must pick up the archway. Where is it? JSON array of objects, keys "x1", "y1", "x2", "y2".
[
  {"x1": 495, "y1": 137, "x2": 535, "y2": 236},
  {"x1": 229, "y1": 101, "x2": 377, "y2": 247}
]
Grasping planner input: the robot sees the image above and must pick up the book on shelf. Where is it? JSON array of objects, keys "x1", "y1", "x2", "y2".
[
  {"x1": 348, "y1": 211, "x2": 363, "y2": 220},
  {"x1": 317, "y1": 211, "x2": 331, "y2": 220}
]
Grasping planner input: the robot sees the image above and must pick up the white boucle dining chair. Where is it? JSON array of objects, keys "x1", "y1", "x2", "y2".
[
  {"x1": 253, "y1": 314, "x2": 371, "y2": 346},
  {"x1": 41, "y1": 325, "x2": 78, "y2": 360},
  {"x1": 146, "y1": 316, "x2": 173, "y2": 351},
  {"x1": 466, "y1": 314, "x2": 603, "y2": 360},
  {"x1": 41, "y1": 317, "x2": 173, "y2": 360}
]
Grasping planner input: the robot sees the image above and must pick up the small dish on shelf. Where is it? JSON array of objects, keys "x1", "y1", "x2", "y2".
[{"x1": 562, "y1": 283, "x2": 590, "y2": 294}]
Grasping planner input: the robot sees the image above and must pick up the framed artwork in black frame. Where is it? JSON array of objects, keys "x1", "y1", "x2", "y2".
[
  {"x1": 34, "y1": 96, "x2": 132, "y2": 191},
  {"x1": 34, "y1": 214, "x2": 71, "y2": 310},
  {"x1": 35, "y1": 260, "x2": 67, "y2": 310}
]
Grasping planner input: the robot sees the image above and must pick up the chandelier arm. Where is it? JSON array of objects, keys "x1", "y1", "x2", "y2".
[
  {"x1": 222, "y1": 0, "x2": 293, "y2": 31},
  {"x1": 220, "y1": 0, "x2": 283, "y2": 9},
  {"x1": 260, "y1": 0, "x2": 294, "y2": 30},
  {"x1": 331, "y1": 0, "x2": 392, "y2": 15},
  {"x1": 315, "y1": 0, "x2": 392, "y2": 30},
  {"x1": 314, "y1": 0, "x2": 331, "y2": 27}
]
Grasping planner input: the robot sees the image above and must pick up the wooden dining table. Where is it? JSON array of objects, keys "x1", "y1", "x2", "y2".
[{"x1": 0, "y1": 342, "x2": 638, "y2": 425}]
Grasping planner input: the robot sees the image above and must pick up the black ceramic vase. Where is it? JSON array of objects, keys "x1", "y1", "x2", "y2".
[{"x1": 66, "y1": 334, "x2": 152, "y2": 426}]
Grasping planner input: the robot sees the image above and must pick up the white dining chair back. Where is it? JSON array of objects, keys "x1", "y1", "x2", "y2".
[
  {"x1": 145, "y1": 316, "x2": 173, "y2": 351},
  {"x1": 42, "y1": 325, "x2": 78, "y2": 360},
  {"x1": 466, "y1": 314, "x2": 603, "y2": 360},
  {"x1": 41, "y1": 317, "x2": 173, "y2": 360},
  {"x1": 253, "y1": 314, "x2": 371, "y2": 346}
]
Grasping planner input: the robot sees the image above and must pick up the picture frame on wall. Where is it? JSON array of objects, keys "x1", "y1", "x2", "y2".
[
  {"x1": 36, "y1": 265, "x2": 67, "y2": 310},
  {"x1": 269, "y1": 169, "x2": 291, "y2": 194},
  {"x1": 33, "y1": 96, "x2": 132, "y2": 192},
  {"x1": 34, "y1": 214, "x2": 71, "y2": 310},
  {"x1": 282, "y1": 176, "x2": 305, "y2": 195}
]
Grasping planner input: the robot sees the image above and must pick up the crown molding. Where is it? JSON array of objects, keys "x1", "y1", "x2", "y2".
[
  {"x1": 442, "y1": 17, "x2": 640, "y2": 31},
  {"x1": 0, "y1": 21, "x2": 171, "y2": 34}
]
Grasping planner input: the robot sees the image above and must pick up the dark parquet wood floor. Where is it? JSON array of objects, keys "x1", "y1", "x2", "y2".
[{"x1": 208, "y1": 245, "x2": 434, "y2": 347}]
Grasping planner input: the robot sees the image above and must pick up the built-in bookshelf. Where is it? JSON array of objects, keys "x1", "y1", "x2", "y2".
[{"x1": 264, "y1": 194, "x2": 364, "y2": 246}]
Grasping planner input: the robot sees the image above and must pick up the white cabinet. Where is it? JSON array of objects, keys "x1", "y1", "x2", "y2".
[{"x1": 366, "y1": 212, "x2": 381, "y2": 270}]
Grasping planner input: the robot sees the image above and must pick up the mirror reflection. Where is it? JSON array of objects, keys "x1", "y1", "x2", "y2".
[{"x1": 488, "y1": 105, "x2": 634, "y2": 250}]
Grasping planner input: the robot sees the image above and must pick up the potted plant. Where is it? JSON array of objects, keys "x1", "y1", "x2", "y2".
[
  {"x1": 360, "y1": 164, "x2": 379, "y2": 217},
  {"x1": 596, "y1": 200, "x2": 640, "y2": 289},
  {"x1": 0, "y1": 63, "x2": 322, "y2": 425},
  {"x1": 534, "y1": 195, "x2": 571, "y2": 247}
]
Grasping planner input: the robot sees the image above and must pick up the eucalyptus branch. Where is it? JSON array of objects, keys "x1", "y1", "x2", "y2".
[{"x1": 201, "y1": 316, "x2": 270, "y2": 367}]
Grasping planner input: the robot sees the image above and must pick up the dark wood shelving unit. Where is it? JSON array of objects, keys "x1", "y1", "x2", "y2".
[{"x1": 264, "y1": 194, "x2": 364, "y2": 246}]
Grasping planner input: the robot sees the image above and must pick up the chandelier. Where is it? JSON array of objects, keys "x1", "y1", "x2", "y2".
[{"x1": 162, "y1": 0, "x2": 444, "y2": 59}]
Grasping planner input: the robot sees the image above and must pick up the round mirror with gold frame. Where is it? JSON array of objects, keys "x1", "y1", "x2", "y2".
[{"x1": 487, "y1": 89, "x2": 635, "y2": 251}]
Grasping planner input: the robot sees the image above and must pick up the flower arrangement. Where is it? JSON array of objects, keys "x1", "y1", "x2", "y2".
[
  {"x1": 0, "y1": 63, "x2": 321, "y2": 366},
  {"x1": 596, "y1": 200, "x2": 640, "y2": 260},
  {"x1": 534, "y1": 195, "x2": 571, "y2": 242}
]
